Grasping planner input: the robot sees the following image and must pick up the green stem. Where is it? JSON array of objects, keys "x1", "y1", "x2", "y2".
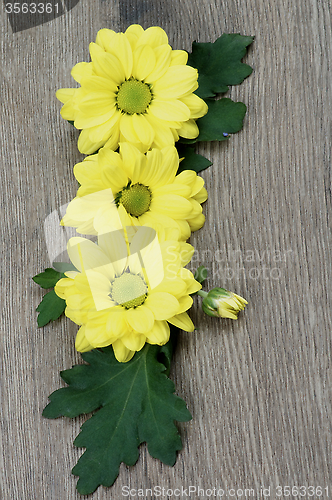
[{"x1": 197, "y1": 290, "x2": 208, "y2": 299}]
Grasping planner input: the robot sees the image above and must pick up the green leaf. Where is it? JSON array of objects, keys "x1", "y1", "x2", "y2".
[
  {"x1": 176, "y1": 144, "x2": 212, "y2": 173},
  {"x1": 195, "y1": 98, "x2": 247, "y2": 143},
  {"x1": 43, "y1": 337, "x2": 191, "y2": 495},
  {"x1": 32, "y1": 268, "x2": 62, "y2": 289},
  {"x1": 156, "y1": 325, "x2": 178, "y2": 376},
  {"x1": 52, "y1": 262, "x2": 77, "y2": 273},
  {"x1": 194, "y1": 265, "x2": 208, "y2": 286},
  {"x1": 36, "y1": 289, "x2": 66, "y2": 327},
  {"x1": 188, "y1": 34, "x2": 254, "y2": 98}
]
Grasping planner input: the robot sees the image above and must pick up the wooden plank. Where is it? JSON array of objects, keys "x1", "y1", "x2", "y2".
[{"x1": 1, "y1": 0, "x2": 331, "y2": 497}]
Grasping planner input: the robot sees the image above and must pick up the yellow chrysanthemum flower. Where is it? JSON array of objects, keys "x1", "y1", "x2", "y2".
[
  {"x1": 55, "y1": 226, "x2": 201, "y2": 362},
  {"x1": 56, "y1": 25, "x2": 208, "y2": 154},
  {"x1": 61, "y1": 143, "x2": 208, "y2": 241}
]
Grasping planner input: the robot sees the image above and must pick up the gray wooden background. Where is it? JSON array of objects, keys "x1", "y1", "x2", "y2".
[{"x1": 1, "y1": 0, "x2": 331, "y2": 498}]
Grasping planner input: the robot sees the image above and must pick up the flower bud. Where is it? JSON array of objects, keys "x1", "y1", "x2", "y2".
[{"x1": 199, "y1": 287, "x2": 247, "y2": 319}]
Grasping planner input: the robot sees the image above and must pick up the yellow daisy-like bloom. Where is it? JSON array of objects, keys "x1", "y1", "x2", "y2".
[
  {"x1": 56, "y1": 25, "x2": 208, "y2": 154},
  {"x1": 61, "y1": 143, "x2": 208, "y2": 241},
  {"x1": 55, "y1": 226, "x2": 201, "y2": 362}
]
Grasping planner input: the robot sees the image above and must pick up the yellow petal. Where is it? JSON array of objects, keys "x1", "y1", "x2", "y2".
[
  {"x1": 112, "y1": 339, "x2": 135, "y2": 362},
  {"x1": 181, "y1": 94, "x2": 208, "y2": 118},
  {"x1": 150, "y1": 195, "x2": 192, "y2": 218},
  {"x1": 145, "y1": 292, "x2": 179, "y2": 320},
  {"x1": 106, "y1": 307, "x2": 130, "y2": 336},
  {"x1": 120, "y1": 114, "x2": 140, "y2": 143},
  {"x1": 92, "y1": 51, "x2": 126, "y2": 84},
  {"x1": 185, "y1": 278, "x2": 202, "y2": 295},
  {"x1": 108, "y1": 33, "x2": 133, "y2": 79},
  {"x1": 125, "y1": 304, "x2": 155, "y2": 333},
  {"x1": 75, "y1": 326, "x2": 93, "y2": 352},
  {"x1": 95, "y1": 28, "x2": 116, "y2": 50},
  {"x1": 97, "y1": 229, "x2": 128, "y2": 276},
  {"x1": 146, "y1": 115, "x2": 176, "y2": 149},
  {"x1": 56, "y1": 88, "x2": 76, "y2": 104},
  {"x1": 152, "y1": 277, "x2": 187, "y2": 298},
  {"x1": 64, "y1": 271, "x2": 79, "y2": 279},
  {"x1": 153, "y1": 66, "x2": 198, "y2": 99},
  {"x1": 177, "y1": 119, "x2": 199, "y2": 139},
  {"x1": 193, "y1": 186, "x2": 208, "y2": 204},
  {"x1": 136, "y1": 26, "x2": 168, "y2": 49},
  {"x1": 186, "y1": 198, "x2": 203, "y2": 219},
  {"x1": 177, "y1": 295, "x2": 193, "y2": 314},
  {"x1": 140, "y1": 148, "x2": 162, "y2": 185},
  {"x1": 89, "y1": 42, "x2": 105, "y2": 60},
  {"x1": 99, "y1": 149, "x2": 128, "y2": 189},
  {"x1": 84, "y1": 269, "x2": 114, "y2": 312},
  {"x1": 119, "y1": 142, "x2": 142, "y2": 180},
  {"x1": 175, "y1": 219, "x2": 191, "y2": 240},
  {"x1": 78, "y1": 92, "x2": 116, "y2": 117},
  {"x1": 78, "y1": 129, "x2": 105, "y2": 155},
  {"x1": 179, "y1": 242, "x2": 195, "y2": 266},
  {"x1": 80, "y1": 75, "x2": 118, "y2": 93},
  {"x1": 189, "y1": 175, "x2": 205, "y2": 196},
  {"x1": 125, "y1": 24, "x2": 145, "y2": 50},
  {"x1": 174, "y1": 170, "x2": 197, "y2": 189},
  {"x1": 145, "y1": 320, "x2": 170, "y2": 345},
  {"x1": 149, "y1": 99, "x2": 190, "y2": 122},
  {"x1": 148, "y1": 145, "x2": 179, "y2": 188},
  {"x1": 75, "y1": 107, "x2": 116, "y2": 129},
  {"x1": 59, "y1": 100, "x2": 76, "y2": 121},
  {"x1": 153, "y1": 183, "x2": 192, "y2": 198},
  {"x1": 129, "y1": 227, "x2": 164, "y2": 289},
  {"x1": 54, "y1": 278, "x2": 75, "y2": 300},
  {"x1": 67, "y1": 237, "x2": 114, "y2": 280},
  {"x1": 74, "y1": 156, "x2": 99, "y2": 184},
  {"x1": 168, "y1": 312, "x2": 194, "y2": 332},
  {"x1": 102, "y1": 124, "x2": 121, "y2": 150},
  {"x1": 121, "y1": 332, "x2": 146, "y2": 351},
  {"x1": 188, "y1": 213, "x2": 206, "y2": 231},
  {"x1": 66, "y1": 293, "x2": 99, "y2": 316},
  {"x1": 64, "y1": 189, "x2": 112, "y2": 222},
  {"x1": 146, "y1": 44, "x2": 172, "y2": 83},
  {"x1": 138, "y1": 211, "x2": 179, "y2": 236},
  {"x1": 170, "y1": 50, "x2": 188, "y2": 66},
  {"x1": 71, "y1": 62, "x2": 93, "y2": 83},
  {"x1": 131, "y1": 113, "x2": 155, "y2": 146},
  {"x1": 132, "y1": 44, "x2": 156, "y2": 80},
  {"x1": 84, "y1": 321, "x2": 116, "y2": 348}
]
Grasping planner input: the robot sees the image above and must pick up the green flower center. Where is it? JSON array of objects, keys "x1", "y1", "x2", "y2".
[
  {"x1": 119, "y1": 183, "x2": 152, "y2": 217},
  {"x1": 116, "y1": 79, "x2": 152, "y2": 114},
  {"x1": 110, "y1": 273, "x2": 148, "y2": 308}
]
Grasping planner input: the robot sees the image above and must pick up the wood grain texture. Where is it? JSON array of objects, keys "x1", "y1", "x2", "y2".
[{"x1": 1, "y1": 0, "x2": 331, "y2": 498}]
